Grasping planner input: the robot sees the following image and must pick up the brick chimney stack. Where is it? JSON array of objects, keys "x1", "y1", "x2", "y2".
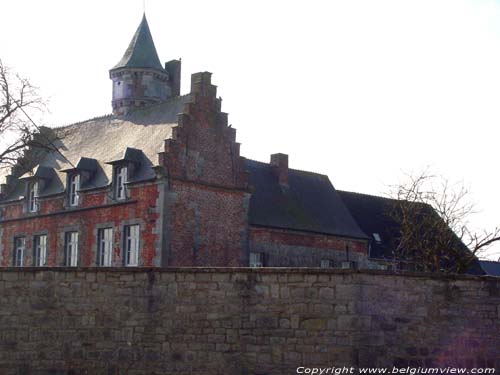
[{"x1": 270, "y1": 153, "x2": 289, "y2": 187}]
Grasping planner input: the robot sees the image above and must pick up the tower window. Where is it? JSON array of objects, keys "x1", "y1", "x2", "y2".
[
  {"x1": 34, "y1": 234, "x2": 48, "y2": 266},
  {"x1": 69, "y1": 174, "x2": 80, "y2": 207},
  {"x1": 28, "y1": 181, "x2": 39, "y2": 213},
  {"x1": 372, "y1": 233, "x2": 382, "y2": 243}
]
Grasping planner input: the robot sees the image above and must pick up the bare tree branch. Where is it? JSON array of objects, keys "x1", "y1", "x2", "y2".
[
  {"x1": 387, "y1": 169, "x2": 498, "y2": 273},
  {"x1": 0, "y1": 59, "x2": 55, "y2": 179}
]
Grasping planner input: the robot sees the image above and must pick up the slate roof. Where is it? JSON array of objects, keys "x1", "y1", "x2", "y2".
[
  {"x1": 245, "y1": 159, "x2": 368, "y2": 240},
  {"x1": 1, "y1": 95, "x2": 190, "y2": 201},
  {"x1": 336, "y1": 191, "x2": 401, "y2": 259},
  {"x1": 337, "y1": 190, "x2": 484, "y2": 274},
  {"x1": 480, "y1": 260, "x2": 500, "y2": 276},
  {"x1": 111, "y1": 14, "x2": 164, "y2": 72}
]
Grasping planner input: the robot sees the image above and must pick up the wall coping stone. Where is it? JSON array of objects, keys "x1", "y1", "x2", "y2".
[{"x1": 0, "y1": 266, "x2": 498, "y2": 281}]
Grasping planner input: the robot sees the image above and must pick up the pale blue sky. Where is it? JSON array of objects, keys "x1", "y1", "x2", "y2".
[{"x1": 1, "y1": 0, "x2": 499, "y2": 260}]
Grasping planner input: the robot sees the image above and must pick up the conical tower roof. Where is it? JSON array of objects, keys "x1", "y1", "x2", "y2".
[{"x1": 112, "y1": 14, "x2": 164, "y2": 71}]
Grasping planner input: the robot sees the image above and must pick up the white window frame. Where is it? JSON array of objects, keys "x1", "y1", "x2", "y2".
[
  {"x1": 124, "y1": 224, "x2": 139, "y2": 266},
  {"x1": 14, "y1": 237, "x2": 26, "y2": 267},
  {"x1": 98, "y1": 227, "x2": 113, "y2": 266},
  {"x1": 341, "y1": 261, "x2": 357, "y2": 269},
  {"x1": 320, "y1": 259, "x2": 333, "y2": 268},
  {"x1": 69, "y1": 174, "x2": 80, "y2": 207},
  {"x1": 34, "y1": 234, "x2": 48, "y2": 266},
  {"x1": 116, "y1": 166, "x2": 128, "y2": 200},
  {"x1": 65, "y1": 231, "x2": 79, "y2": 267},
  {"x1": 249, "y1": 252, "x2": 264, "y2": 268},
  {"x1": 28, "y1": 181, "x2": 39, "y2": 213}
]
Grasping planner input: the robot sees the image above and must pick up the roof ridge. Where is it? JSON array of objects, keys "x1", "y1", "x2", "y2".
[
  {"x1": 244, "y1": 158, "x2": 328, "y2": 178},
  {"x1": 337, "y1": 189, "x2": 392, "y2": 200},
  {"x1": 51, "y1": 113, "x2": 115, "y2": 130},
  {"x1": 337, "y1": 189, "x2": 435, "y2": 210}
]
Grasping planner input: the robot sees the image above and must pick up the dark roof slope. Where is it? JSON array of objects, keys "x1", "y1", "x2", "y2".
[
  {"x1": 112, "y1": 14, "x2": 164, "y2": 71},
  {"x1": 480, "y1": 260, "x2": 500, "y2": 276},
  {"x1": 337, "y1": 191, "x2": 400, "y2": 259},
  {"x1": 245, "y1": 159, "x2": 368, "y2": 239},
  {"x1": 337, "y1": 190, "x2": 484, "y2": 275}
]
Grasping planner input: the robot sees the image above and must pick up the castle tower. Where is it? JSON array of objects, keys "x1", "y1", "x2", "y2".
[{"x1": 109, "y1": 14, "x2": 181, "y2": 115}]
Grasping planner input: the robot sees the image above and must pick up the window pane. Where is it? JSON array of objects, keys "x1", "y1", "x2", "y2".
[
  {"x1": 29, "y1": 182, "x2": 39, "y2": 212},
  {"x1": 116, "y1": 167, "x2": 127, "y2": 200},
  {"x1": 125, "y1": 224, "x2": 139, "y2": 266},
  {"x1": 320, "y1": 259, "x2": 333, "y2": 268},
  {"x1": 14, "y1": 237, "x2": 26, "y2": 267},
  {"x1": 65, "y1": 232, "x2": 79, "y2": 267},
  {"x1": 98, "y1": 228, "x2": 113, "y2": 266},
  {"x1": 70, "y1": 174, "x2": 80, "y2": 206},
  {"x1": 249, "y1": 252, "x2": 263, "y2": 267},
  {"x1": 35, "y1": 235, "x2": 47, "y2": 266}
]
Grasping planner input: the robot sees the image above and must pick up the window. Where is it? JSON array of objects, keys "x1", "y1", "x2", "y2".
[
  {"x1": 320, "y1": 259, "x2": 333, "y2": 268},
  {"x1": 28, "y1": 181, "x2": 39, "y2": 213},
  {"x1": 249, "y1": 252, "x2": 264, "y2": 268},
  {"x1": 69, "y1": 174, "x2": 80, "y2": 206},
  {"x1": 124, "y1": 224, "x2": 139, "y2": 266},
  {"x1": 98, "y1": 228, "x2": 113, "y2": 266},
  {"x1": 116, "y1": 166, "x2": 128, "y2": 200},
  {"x1": 34, "y1": 234, "x2": 48, "y2": 266},
  {"x1": 65, "y1": 231, "x2": 79, "y2": 267},
  {"x1": 14, "y1": 237, "x2": 26, "y2": 267},
  {"x1": 372, "y1": 233, "x2": 382, "y2": 243},
  {"x1": 341, "y1": 261, "x2": 357, "y2": 269}
]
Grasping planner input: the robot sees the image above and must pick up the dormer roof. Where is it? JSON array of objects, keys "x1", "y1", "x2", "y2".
[
  {"x1": 111, "y1": 14, "x2": 164, "y2": 72},
  {"x1": 18, "y1": 165, "x2": 54, "y2": 181},
  {"x1": 60, "y1": 157, "x2": 98, "y2": 173},
  {"x1": 106, "y1": 147, "x2": 143, "y2": 165}
]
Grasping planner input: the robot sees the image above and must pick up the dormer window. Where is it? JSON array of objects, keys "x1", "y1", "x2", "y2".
[
  {"x1": 116, "y1": 166, "x2": 128, "y2": 200},
  {"x1": 69, "y1": 174, "x2": 80, "y2": 207},
  {"x1": 106, "y1": 148, "x2": 141, "y2": 201},
  {"x1": 61, "y1": 157, "x2": 98, "y2": 208},
  {"x1": 372, "y1": 233, "x2": 382, "y2": 244},
  {"x1": 28, "y1": 181, "x2": 39, "y2": 213}
]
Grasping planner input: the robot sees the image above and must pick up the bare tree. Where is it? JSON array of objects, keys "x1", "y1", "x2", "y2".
[
  {"x1": 388, "y1": 170, "x2": 500, "y2": 273},
  {"x1": 0, "y1": 59, "x2": 58, "y2": 179}
]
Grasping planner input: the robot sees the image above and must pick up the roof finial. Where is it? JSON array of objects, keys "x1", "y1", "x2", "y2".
[{"x1": 143, "y1": 0, "x2": 146, "y2": 14}]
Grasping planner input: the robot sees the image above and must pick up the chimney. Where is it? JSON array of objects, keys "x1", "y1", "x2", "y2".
[
  {"x1": 165, "y1": 59, "x2": 181, "y2": 97},
  {"x1": 190, "y1": 72, "x2": 217, "y2": 97},
  {"x1": 270, "y1": 153, "x2": 289, "y2": 187}
]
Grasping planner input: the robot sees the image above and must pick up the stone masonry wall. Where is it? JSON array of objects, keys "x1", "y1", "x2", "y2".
[{"x1": 0, "y1": 268, "x2": 498, "y2": 374}]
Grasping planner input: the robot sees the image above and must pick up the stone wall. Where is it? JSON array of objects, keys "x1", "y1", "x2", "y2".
[{"x1": 0, "y1": 268, "x2": 498, "y2": 374}]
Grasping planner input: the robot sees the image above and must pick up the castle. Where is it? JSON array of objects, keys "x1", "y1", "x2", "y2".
[{"x1": 0, "y1": 15, "x2": 482, "y2": 273}]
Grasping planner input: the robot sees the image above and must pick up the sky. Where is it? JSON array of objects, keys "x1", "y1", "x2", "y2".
[{"x1": 1, "y1": 0, "x2": 499, "y2": 260}]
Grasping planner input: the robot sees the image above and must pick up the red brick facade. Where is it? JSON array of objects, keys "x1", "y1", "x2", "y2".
[
  {"x1": 0, "y1": 71, "x2": 369, "y2": 268},
  {"x1": 0, "y1": 183, "x2": 159, "y2": 267},
  {"x1": 249, "y1": 227, "x2": 368, "y2": 267}
]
